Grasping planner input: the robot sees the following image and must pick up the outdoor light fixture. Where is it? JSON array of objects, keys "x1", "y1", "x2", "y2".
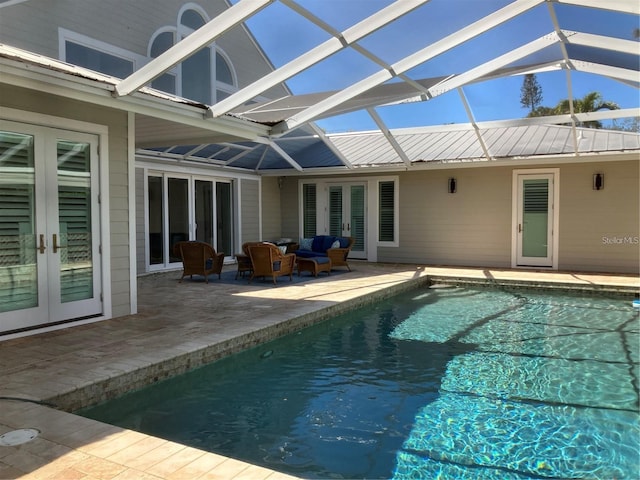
[
  {"x1": 593, "y1": 173, "x2": 604, "y2": 190},
  {"x1": 448, "y1": 177, "x2": 457, "y2": 194}
]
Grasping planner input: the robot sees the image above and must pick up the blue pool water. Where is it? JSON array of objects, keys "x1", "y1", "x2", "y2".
[{"x1": 78, "y1": 285, "x2": 640, "y2": 479}]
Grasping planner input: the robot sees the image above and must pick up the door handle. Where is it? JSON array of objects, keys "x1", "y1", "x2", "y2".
[
  {"x1": 37, "y1": 234, "x2": 46, "y2": 254},
  {"x1": 518, "y1": 223, "x2": 522, "y2": 233},
  {"x1": 52, "y1": 233, "x2": 65, "y2": 254}
]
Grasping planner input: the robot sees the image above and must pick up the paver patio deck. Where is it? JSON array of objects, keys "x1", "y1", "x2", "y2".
[{"x1": 0, "y1": 262, "x2": 637, "y2": 479}]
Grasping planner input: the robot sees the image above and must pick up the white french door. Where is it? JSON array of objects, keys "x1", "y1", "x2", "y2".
[
  {"x1": 328, "y1": 183, "x2": 366, "y2": 259},
  {"x1": 0, "y1": 123, "x2": 102, "y2": 334},
  {"x1": 514, "y1": 171, "x2": 558, "y2": 268}
]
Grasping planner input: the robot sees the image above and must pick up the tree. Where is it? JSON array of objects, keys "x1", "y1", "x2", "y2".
[
  {"x1": 553, "y1": 91, "x2": 619, "y2": 128},
  {"x1": 520, "y1": 74, "x2": 543, "y2": 113}
]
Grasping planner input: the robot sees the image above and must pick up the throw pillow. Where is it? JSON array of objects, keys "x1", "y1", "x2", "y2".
[
  {"x1": 331, "y1": 240, "x2": 340, "y2": 249},
  {"x1": 300, "y1": 237, "x2": 313, "y2": 250}
]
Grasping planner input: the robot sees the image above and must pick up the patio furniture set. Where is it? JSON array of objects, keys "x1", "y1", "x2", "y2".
[{"x1": 174, "y1": 235, "x2": 354, "y2": 285}]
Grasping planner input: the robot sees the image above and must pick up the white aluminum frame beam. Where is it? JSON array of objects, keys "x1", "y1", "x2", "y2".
[
  {"x1": 428, "y1": 34, "x2": 559, "y2": 97},
  {"x1": 457, "y1": 88, "x2": 493, "y2": 161},
  {"x1": 253, "y1": 138, "x2": 304, "y2": 171},
  {"x1": 366, "y1": 108, "x2": 412, "y2": 167},
  {"x1": 271, "y1": 0, "x2": 543, "y2": 134},
  {"x1": 208, "y1": 0, "x2": 429, "y2": 117},
  {"x1": 306, "y1": 123, "x2": 354, "y2": 169},
  {"x1": 115, "y1": 0, "x2": 274, "y2": 97},
  {"x1": 551, "y1": 0, "x2": 639, "y2": 15}
]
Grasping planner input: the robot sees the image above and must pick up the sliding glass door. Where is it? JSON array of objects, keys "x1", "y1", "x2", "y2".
[{"x1": 147, "y1": 174, "x2": 233, "y2": 270}]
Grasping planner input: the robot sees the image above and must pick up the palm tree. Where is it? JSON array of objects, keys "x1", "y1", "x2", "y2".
[{"x1": 553, "y1": 92, "x2": 619, "y2": 128}]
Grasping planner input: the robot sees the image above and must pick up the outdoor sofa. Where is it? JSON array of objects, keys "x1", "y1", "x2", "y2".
[{"x1": 293, "y1": 235, "x2": 354, "y2": 271}]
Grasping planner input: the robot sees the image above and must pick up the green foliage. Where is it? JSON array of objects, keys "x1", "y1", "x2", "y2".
[
  {"x1": 526, "y1": 91, "x2": 620, "y2": 129},
  {"x1": 520, "y1": 74, "x2": 543, "y2": 113}
]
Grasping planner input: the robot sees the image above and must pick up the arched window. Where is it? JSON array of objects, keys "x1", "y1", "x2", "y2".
[
  {"x1": 150, "y1": 30, "x2": 176, "y2": 94},
  {"x1": 180, "y1": 9, "x2": 206, "y2": 30},
  {"x1": 147, "y1": 5, "x2": 238, "y2": 104}
]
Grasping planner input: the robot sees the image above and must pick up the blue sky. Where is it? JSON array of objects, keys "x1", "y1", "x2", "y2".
[{"x1": 235, "y1": 0, "x2": 639, "y2": 133}]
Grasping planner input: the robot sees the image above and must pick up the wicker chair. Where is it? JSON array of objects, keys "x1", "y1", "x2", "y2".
[
  {"x1": 327, "y1": 236, "x2": 355, "y2": 271},
  {"x1": 247, "y1": 243, "x2": 296, "y2": 285},
  {"x1": 235, "y1": 241, "x2": 263, "y2": 279},
  {"x1": 173, "y1": 241, "x2": 224, "y2": 283}
]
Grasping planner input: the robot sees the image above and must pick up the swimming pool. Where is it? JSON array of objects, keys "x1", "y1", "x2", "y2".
[{"x1": 78, "y1": 285, "x2": 639, "y2": 479}]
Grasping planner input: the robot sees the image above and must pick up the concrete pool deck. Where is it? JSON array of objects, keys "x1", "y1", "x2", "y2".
[{"x1": 1, "y1": 262, "x2": 638, "y2": 479}]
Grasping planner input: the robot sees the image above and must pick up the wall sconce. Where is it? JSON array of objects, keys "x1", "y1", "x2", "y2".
[
  {"x1": 448, "y1": 177, "x2": 457, "y2": 194},
  {"x1": 278, "y1": 176, "x2": 285, "y2": 189},
  {"x1": 593, "y1": 173, "x2": 604, "y2": 190}
]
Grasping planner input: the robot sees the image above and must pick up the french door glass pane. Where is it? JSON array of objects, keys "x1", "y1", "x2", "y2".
[
  {"x1": 350, "y1": 185, "x2": 365, "y2": 250},
  {"x1": 168, "y1": 178, "x2": 189, "y2": 263},
  {"x1": 0, "y1": 131, "x2": 37, "y2": 312},
  {"x1": 216, "y1": 182, "x2": 232, "y2": 256},
  {"x1": 522, "y1": 179, "x2": 549, "y2": 258},
  {"x1": 57, "y1": 140, "x2": 93, "y2": 303},
  {"x1": 329, "y1": 186, "x2": 343, "y2": 237},
  {"x1": 148, "y1": 176, "x2": 164, "y2": 265},
  {"x1": 195, "y1": 180, "x2": 213, "y2": 244}
]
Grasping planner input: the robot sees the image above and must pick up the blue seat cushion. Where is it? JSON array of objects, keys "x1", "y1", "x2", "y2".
[
  {"x1": 313, "y1": 257, "x2": 331, "y2": 265},
  {"x1": 337, "y1": 237, "x2": 350, "y2": 248},
  {"x1": 295, "y1": 250, "x2": 327, "y2": 258}
]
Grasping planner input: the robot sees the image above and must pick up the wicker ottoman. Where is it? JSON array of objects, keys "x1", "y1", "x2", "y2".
[{"x1": 297, "y1": 256, "x2": 331, "y2": 277}]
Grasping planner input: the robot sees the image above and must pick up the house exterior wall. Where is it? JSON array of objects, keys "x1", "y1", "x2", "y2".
[
  {"x1": 558, "y1": 160, "x2": 639, "y2": 273},
  {"x1": 240, "y1": 178, "x2": 260, "y2": 244},
  {"x1": 280, "y1": 178, "x2": 300, "y2": 241},
  {"x1": 0, "y1": 83, "x2": 132, "y2": 317},
  {"x1": 261, "y1": 177, "x2": 282, "y2": 243},
  {"x1": 379, "y1": 167, "x2": 513, "y2": 267},
  {"x1": 0, "y1": 0, "x2": 288, "y2": 98},
  {"x1": 299, "y1": 159, "x2": 638, "y2": 274}
]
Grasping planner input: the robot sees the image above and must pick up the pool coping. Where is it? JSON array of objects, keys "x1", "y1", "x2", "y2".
[
  {"x1": 50, "y1": 270, "x2": 432, "y2": 413},
  {"x1": 52, "y1": 270, "x2": 637, "y2": 413}
]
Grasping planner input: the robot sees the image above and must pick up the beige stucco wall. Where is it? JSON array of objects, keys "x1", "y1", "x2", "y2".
[
  {"x1": 558, "y1": 160, "x2": 639, "y2": 273},
  {"x1": 260, "y1": 177, "x2": 282, "y2": 243},
  {"x1": 280, "y1": 177, "x2": 300, "y2": 240},
  {"x1": 298, "y1": 159, "x2": 638, "y2": 274},
  {"x1": 240, "y1": 178, "x2": 260, "y2": 244},
  {"x1": 379, "y1": 167, "x2": 513, "y2": 267},
  {"x1": 1, "y1": 84, "x2": 132, "y2": 317}
]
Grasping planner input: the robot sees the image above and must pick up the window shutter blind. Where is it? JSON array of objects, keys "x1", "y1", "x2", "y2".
[
  {"x1": 0, "y1": 132, "x2": 35, "y2": 268},
  {"x1": 523, "y1": 180, "x2": 548, "y2": 213},
  {"x1": 329, "y1": 186, "x2": 342, "y2": 236},
  {"x1": 302, "y1": 184, "x2": 316, "y2": 238},
  {"x1": 378, "y1": 181, "x2": 395, "y2": 242}
]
